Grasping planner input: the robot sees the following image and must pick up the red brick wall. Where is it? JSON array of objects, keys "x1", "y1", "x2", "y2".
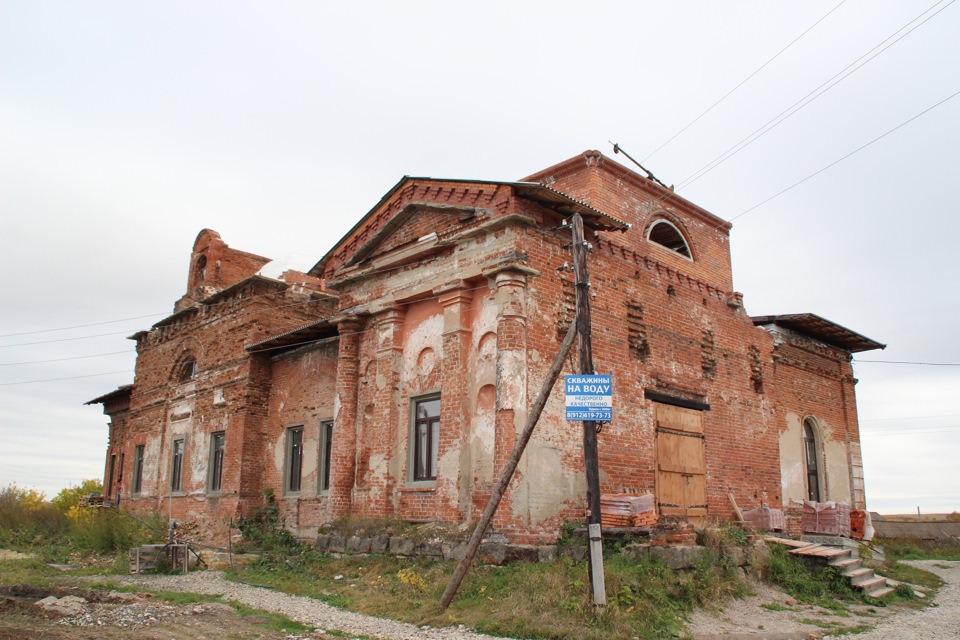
[{"x1": 94, "y1": 152, "x2": 867, "y2": 546}]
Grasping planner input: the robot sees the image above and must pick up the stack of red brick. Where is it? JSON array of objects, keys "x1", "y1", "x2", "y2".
[
  {"x1": 741, "y1": 506, "x2": 786, "y2": 532},
  {"x1": 600, "y1": 493, "x2": 656, "y2": 527},
  {"x1": 802, "y1": 501, "x2": 851, "y2": 537}
]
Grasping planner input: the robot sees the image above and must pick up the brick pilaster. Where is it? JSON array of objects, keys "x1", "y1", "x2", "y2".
[
  {"x1": 492, "y1": 269, "x2": 528, "y2": 530},
  {"x1": 327, "y1": 315, "x2": 362, "y2": 520},
  {"x1": 438, "y1": 284, "x2": 474, "y2": 519}
]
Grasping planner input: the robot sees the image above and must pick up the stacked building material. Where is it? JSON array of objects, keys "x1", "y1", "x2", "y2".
[
  {"x1": 802, "y1": 501, "x2": 851, "y2": 536},
  {"x1": 77, "y1": 493, "x2": 104, "y2": 508},
  {"x1": 850, "y1": 509, "x2": 866, "y2": 540},
  {"x1": 600, "y1": 493, "x2": 656, "y2": 527},
  {"x1": 741, "y1": 506, "x2": 786, "y2": 531}
]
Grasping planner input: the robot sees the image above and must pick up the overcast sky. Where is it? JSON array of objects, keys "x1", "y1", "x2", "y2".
[{"x1": 2, "y1": 1, "x2": 957, "y2": 514}]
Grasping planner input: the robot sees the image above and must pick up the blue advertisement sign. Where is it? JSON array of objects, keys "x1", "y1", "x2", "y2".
[{"x1": 565, "y1": 374, "x2": 613, "y2": 421}]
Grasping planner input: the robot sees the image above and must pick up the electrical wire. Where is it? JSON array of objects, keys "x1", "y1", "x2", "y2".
[
  {"x1": 0, "y1": 370, "x2": 134, "y2": 386},
  {"x1": 0, "y1": 350, "x2": 134, "y2": 367},
  {"x1": 854, "y1": 358, "x2": 960, "y2": 366},
  {"x1": 641, "y1": 0, "x2": 849, "y2": 163},
  {"x1": 730, "y1": 88, "x2": 960, "y2": 220},
  {"x1": 861, "y1": 413, "x2": 960, "y2": 422},
  {"x1": 0, "y1": 313, "x2": 168, "y2": 338},
  {"x1": 0, "y1": 329, "x2": 143, "y2": 348},
  {"x1": 675, "y1": 0, "x2": 955, "y2": 192}
]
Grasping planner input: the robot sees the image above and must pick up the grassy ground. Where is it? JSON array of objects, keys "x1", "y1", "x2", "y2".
[
  {"x1": 227, "y1": 543, "x2": 748, "y2": 640},
  {"x1": 0, "y1": 488, "x2": 951, "y2": 640},
  {"x1": 879, "y1": 537, "x2": 960, "y2": 562}
]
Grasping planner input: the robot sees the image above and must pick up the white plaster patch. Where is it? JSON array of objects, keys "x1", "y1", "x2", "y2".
[
  {"x1": 515, "y1": 444, "x2": 584, "y2": 525},
  {"x1": 779, "y1": 412, "x2": 806, "y2": 503},
  {"x1": 404, "y1": 314, "x2": 443, "y2": 371},
  {"x1": 824, "y1": 439, "x2": 852, "y2": 503}
]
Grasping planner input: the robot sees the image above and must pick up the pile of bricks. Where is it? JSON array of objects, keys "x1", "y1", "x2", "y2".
[
  {"x1": 649, "y1": 515, "x2": 698, "y2": 546},
  {"x1": 600, "y1": 493, "x2": 656, "y2": 527},
  {"x1": 741, "y1": 506, "x2": 786, "y2": 532},
  {"x1": 850, "y1": 509, "x2": 866, "y2": 540},
  {"x1": 802, "y1": 500, "x2": 851, "y2": 537}
]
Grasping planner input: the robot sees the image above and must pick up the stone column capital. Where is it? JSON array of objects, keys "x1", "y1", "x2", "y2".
[
  {"x1": 333, "y1": 314, "x2": 363, "y2": 334},
  {"x1": 374, "y1": 305, "x2": 406, "y2": 328}
]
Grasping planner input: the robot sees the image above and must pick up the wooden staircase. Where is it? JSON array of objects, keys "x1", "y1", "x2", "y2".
[{"x1": 765, "y1": 537, "x2": 894, "y2": 599}]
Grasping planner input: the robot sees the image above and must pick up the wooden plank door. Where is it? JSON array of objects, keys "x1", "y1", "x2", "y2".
[{"x1": 655, "y1": 403, "x2": 707, "y2": 525}]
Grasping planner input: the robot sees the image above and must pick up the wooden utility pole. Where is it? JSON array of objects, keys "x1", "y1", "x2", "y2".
[
  {"x1": 570, "y1": 213, "x2": 606, "y2": 608},
  {"x1": 439, "y1": 319, "x2": 578, "y2": 610}
]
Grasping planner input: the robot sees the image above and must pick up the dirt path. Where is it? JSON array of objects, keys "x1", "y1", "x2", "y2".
[
  {"x1": 832, "y1": 560, "x2": 960, "y2": 640},
  {"x1": 117, "y1": 571, "x2": 509, "y2": 640},
  {"x1": 688, "y1": 560, "x2": 960, "y2": 640}
]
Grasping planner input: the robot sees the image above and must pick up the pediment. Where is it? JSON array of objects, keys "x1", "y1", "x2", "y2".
[{"x1": 343, "y1": 201, "x2": 486, "y2": 269}]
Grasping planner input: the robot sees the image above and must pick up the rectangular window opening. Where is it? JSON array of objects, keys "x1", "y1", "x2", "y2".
[
  {"x1": 132, "y1": 445, "x2": 145, "y2": 495},
  {"x1": 318, "y1": 420, "x2": 334, "y2": 494},
  {"x1": 209, "y1": 432, "x2": 225, "y2": 493},
  {"x1": 411, "y1": 395, "x2": 441, "y2": 483},
  {"x1": 171, "y1": 438, "x2": 185, "y2": 493},
  {"x1": 107, "y1": 454, "x2": 116, "y2": 498},
  {"x1": 286, "y1": 426, "x2": 304, "y2": 494}
]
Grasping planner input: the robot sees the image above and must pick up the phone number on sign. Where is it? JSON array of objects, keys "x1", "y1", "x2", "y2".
[{"x1": 566, "y1": 411, "x2": 611, "y2": 420}]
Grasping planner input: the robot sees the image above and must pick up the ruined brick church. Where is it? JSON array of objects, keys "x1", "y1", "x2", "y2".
[{"x1": 88, "y1": 150, "x2": 883, "y2": 543}]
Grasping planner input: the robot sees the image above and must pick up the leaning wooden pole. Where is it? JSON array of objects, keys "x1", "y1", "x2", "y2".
[
  {"x1": 439, "y1": 319, "x2": 577, "y2": 610},
  {"x1": 571, "y1": 213, "x2": 606, "y2": 609}
]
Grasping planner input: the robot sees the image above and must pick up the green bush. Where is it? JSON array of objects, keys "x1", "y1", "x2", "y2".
[
  {"x1": 238, "y1": 488, "x2": 297, "y2": 551},
  {"x1": 51, "y1": 479, "x2": 103, "y2": 513},
  {"x1": 68, "y1": 508, "x2": 165, "y2": 555},
  {"x1": 880, "y1": 537, "x2": 960, "y2": 561},
  {"x1": 0, "y1": 483, "x2": 68, "y2": 547}
]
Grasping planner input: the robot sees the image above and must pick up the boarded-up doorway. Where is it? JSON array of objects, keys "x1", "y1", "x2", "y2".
[{"x1": 654, "y1": 402, "x2": 707, "y2": 525}]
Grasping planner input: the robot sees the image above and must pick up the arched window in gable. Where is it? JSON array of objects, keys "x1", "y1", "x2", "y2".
[
  {"x1": 803, "y1": 418, "x2": 822, "y2": 502},
  {"x1": 194, "y1": 255, "x2": 207, "y2": 286},
  {"x1": 647, "y1": 220, "x2": 692, "y2": 259},
  {"x1": 175, "y1": 355, "x2": 198, "y2": 383}
]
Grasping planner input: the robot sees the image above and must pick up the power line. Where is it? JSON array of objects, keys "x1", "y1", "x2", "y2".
[
  {"x1": 0, "y1": 329, "x2": 142, "y2": 348},
  {"x1": 854, "y1": 358, "x2": 960, "y2": 366},
  {"x1": 864, "y1": 427, "x2": 960, "y2": 437},
  {"x1": 862, "y1": 414, "x2": 960, "y2": 422},
  {"x1": 0, "y1": 350, "x2": 134, "y2": 367},
  {"x1": 0, "y1": 312, "x2": 168, "y2": 338},
  {"x1": 676, "y1": 0, "x2": 955, "y2": 193},
  {"x1": 0, "y1": 370, "x2": 133, "y2": 386},
  {"x1": 730, "y1": 88, "x2": 960, "y2": 220},
  {"x1": 642, "y1": 0, "x2": 849, "y2": 163}
]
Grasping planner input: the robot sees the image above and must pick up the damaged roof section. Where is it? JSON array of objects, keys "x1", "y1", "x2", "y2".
[
  {"x1": 752, "y1": 313, "x2": 885, "y2": 353},
  {"x1": 245, "y1": 316, "x2": 338, "y2": 355}
]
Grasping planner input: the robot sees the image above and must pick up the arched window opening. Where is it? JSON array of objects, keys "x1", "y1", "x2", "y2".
[
  {"x1": 803, "y1": 419, "x2": 821, "y2": 502},
  {"x1": 177, "y1": 356, "x2": 197, "y2": 383},
  {"x1": 195, "y1": 255, "x2": 207, "y2": 286},
  {"x1": 647, "y1": 220, "x2": 692, "y2": 259}
]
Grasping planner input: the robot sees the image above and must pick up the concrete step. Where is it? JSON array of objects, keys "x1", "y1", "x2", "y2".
[
  {"x1": 867, "y1": 586, "x2": 894, "y2": 599},
  {"x1": 857, "y1": 576, "x2": 888, "y2": 594},
  {"x1": 831, "y1": 557, "x2": 862, "y2": 571},
  {"x1": 844, "y1": 567, "x2": 874, "y2": 583}
]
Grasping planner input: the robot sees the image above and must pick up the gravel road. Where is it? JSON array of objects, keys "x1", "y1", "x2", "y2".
[
  {"x1": 118, "y1": 561, "x2": 960, "y2": 640},
  {"x1": 118, "y1": 571, "x2": 512, "y2": 640}
]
